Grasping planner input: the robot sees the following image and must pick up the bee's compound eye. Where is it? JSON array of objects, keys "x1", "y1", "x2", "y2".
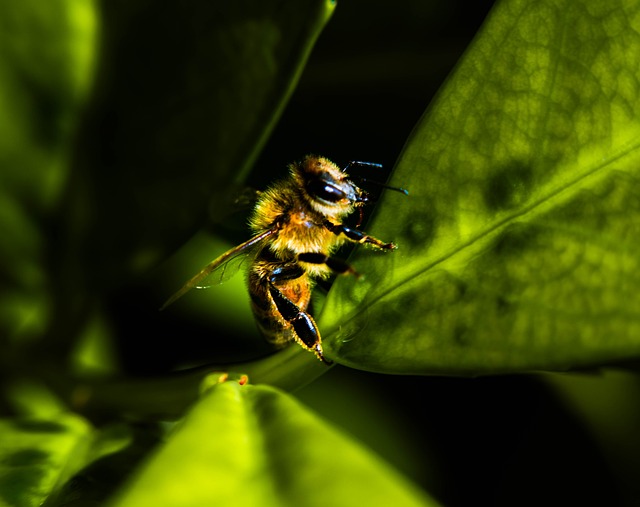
[{"x1": 307, "y1": 179, "x2": 346, "y2": 203}]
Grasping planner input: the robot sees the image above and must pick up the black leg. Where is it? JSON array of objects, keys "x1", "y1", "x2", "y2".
[
  {"x1": 267, "y1": 263, "x2": 305, "y2": 284},
  {"x1": 268, "y1": 284, "x2": 332, "y2": 365},
  {"x1": 323, "y1": 220, "x2": 396, "y2": 250}
]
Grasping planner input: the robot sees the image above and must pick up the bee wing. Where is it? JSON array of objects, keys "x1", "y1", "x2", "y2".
[
  {"x1": 197, "y1": 248, "x2": 251, "y2": 288},
  {"x1": 160, "y1": 228, "x2": 276, "y2": 310}
]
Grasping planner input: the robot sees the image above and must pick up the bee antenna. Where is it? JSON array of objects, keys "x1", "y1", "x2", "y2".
[
  {"x1": 342, "y1": 160, "x2": 409, "y2": 196},
  {"x1": 342, "y1": 160, "x2": 384, "y2": 173},
  {"x1": 354, "y1": 176, "x2": 409, "y2": 196}
]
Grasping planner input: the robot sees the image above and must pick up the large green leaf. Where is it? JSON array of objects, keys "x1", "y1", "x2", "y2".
[
  {"x1": 109, "y1": 380, "x2": 437, "y2": 507},
  {"x1": 321, "y1": 0, "x2": 640, "y2": 373}
]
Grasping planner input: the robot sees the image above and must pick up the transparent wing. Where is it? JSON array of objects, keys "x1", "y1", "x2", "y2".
[
  {"x1": 197, "y1": 249, "x2": 251, "y2": 288},
  {"x1": 160, "y1": 228, "x2": 276, "y2": 310}
]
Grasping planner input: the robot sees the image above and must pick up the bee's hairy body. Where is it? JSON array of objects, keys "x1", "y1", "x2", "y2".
[
  {"x1": 247, "y1": 155, "x2": 395, "y2": 363},
  {"x1": 161, "y1": 155, "x2": 399, "y2": 364},
  {"x1": 249, "y1": 173, "x2": 350, "y2": 278}
]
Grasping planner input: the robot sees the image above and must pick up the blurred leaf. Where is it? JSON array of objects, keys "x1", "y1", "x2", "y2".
[
  {"x1": 4, "y1": 381, "x2": 69, "y2": 419},
  {"x1": 56, "y1": 346, "x2": 329, "y2": 421},
  {"x1": 109, "y1": 381, "x2": 438, "y2": 507},
  {"x1": 0, "y1": 0, "x2": 98, "y2": 345},
  {"x1": 0, "y1": 414, "x2": 91, "y2": 507},
  {"x1": 322, "y1": 0, "x2": 640, "y2": 373},
  {"x1": 48, "y1": 423, "x2": 157, "y2": 507},
  {"x1": 60, "y1": 0, "x2": 336, "y2": 292},
  {"x1": 0, "y1": 413, "x2": 138, "y2": 507}
]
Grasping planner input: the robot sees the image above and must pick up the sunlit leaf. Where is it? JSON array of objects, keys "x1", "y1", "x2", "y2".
[
  {"x1": 109, "y1": 381, "x2": 438, "y2": 507},
  {"x1": 322, "y1": 0, "x2": 640, "y2": 373}
]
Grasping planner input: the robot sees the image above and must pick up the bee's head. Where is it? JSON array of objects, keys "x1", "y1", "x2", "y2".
[{"x1": 292, "y1": 155, "x2": 367, "y2": 218}]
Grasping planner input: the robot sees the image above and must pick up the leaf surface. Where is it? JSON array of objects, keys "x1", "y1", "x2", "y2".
[
  {"x1": 321, "y1": 0, "x2": 640, "y2": 374},
  {"x1": 109, "y1": 381, "x2": 438, "y2": 507}
]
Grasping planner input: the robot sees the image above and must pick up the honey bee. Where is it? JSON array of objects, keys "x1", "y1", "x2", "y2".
[{"x1": 161, "y1": 155, "x2": 405, "y2": 364}]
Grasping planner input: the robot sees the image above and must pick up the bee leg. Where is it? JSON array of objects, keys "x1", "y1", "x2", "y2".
[
  {"x1": 297, "y1": 252, "x2": 361, "y2": 278},
  {"x1": 323, "y1": 220, "x2": 396, "y2": 250},
  {"x1": 268, "y1": 283, "x2": 332, "y2": 365}
]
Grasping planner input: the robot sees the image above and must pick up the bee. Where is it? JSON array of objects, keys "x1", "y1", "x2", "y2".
[{"x1": 161, "y1": 155, "x2": 405, "y2": 364}]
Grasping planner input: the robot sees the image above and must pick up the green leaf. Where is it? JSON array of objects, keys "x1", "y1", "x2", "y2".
[
  {"x1": 321, "y1": 0, "x2": 640, "y2": 373},
  {"x1": 109, "y1": 381, "x2": 438, "y2": 507},
  {"x1": 0, "y1": 414, "x2": 92, "y2": 507},
  {"x1": 0, "y1": 411, "x2": 141, "y2": 507}
]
